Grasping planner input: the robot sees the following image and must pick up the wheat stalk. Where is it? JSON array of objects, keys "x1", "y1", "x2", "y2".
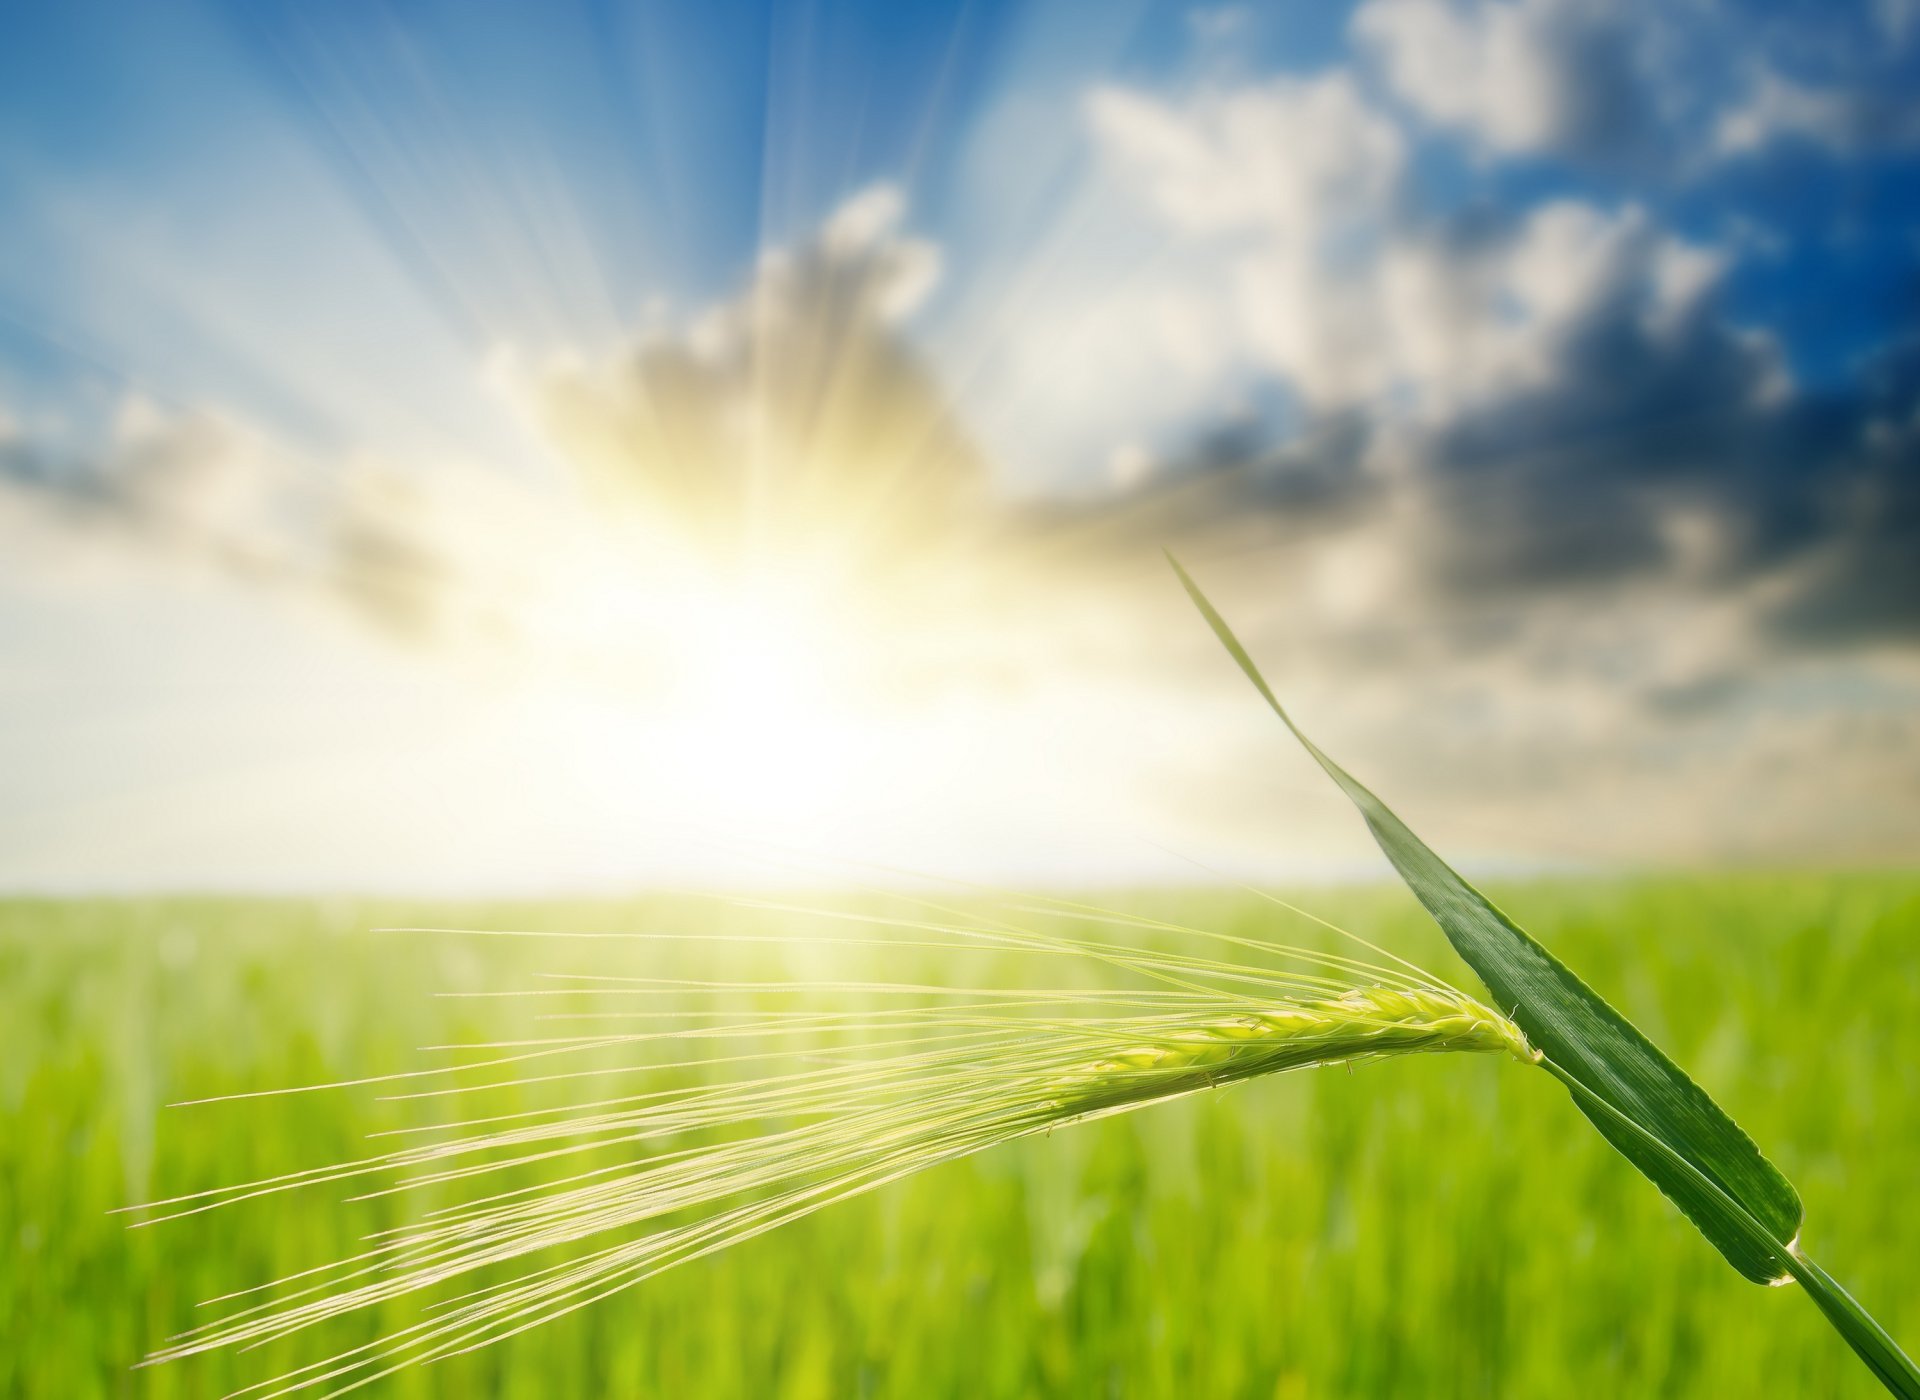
[
  {"x1": 132, "y1": 904, "x2": 1532, "y2": 1397},
  {"x1": 1051, "y1": 983, "x2": 1535, "y2": 1116}
]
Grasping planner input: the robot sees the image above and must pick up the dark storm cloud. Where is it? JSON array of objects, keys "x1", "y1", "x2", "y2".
[
  {"x1": 1413, "y1": 286, "x2": 1786, "y2": 595},
  {"x1": 1152, "y1": 322, "x2": 1920, "y2": 659},
  {"x1": 1759, "y1": 343, "x2": 1920, "y2": 648},
  {"x1": 1409, "y1": 296, "x2": 1920, "y2": 654}
]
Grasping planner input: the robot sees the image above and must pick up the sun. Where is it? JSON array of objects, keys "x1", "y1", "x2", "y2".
[{"x1": 526, "y1": 548, "x2": 876, "y2": 843}]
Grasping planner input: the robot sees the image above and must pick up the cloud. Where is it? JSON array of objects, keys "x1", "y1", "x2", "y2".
[
  {"x1": 1085, "y1": 74, "x2": 1413, "y2": 414},
  {"x1": 1, "y1": 399, "x2": 269, "y2": 558},
  {"x1": 1354, "y1": 0, "x2": 1920, "y2": 172},
  {"x1": 0, "y1": 395, "x2": 508, "y2": 642},
  {"x1": 1085, "y1": 72, "x2": 1743, "y2": 426},
  {"x1": 1068, "y1": 63, "x2": 1920, "y2": 693},
  {"x1": 0, "y1": 184, "x2": 1000, "y2": 658},
  {"x1": 1085, "y1": 75, "x2": 1404, "y2": 241},
  {"x1": 1373, "y1": 260, "x2": 1920, "y2": 660},
  {"x1": 1397, "y1": 204, "x2": 1785, "y2": 593},
  {"x1": 11, "y1": 134, "x2": 1909, "y2": 711},
  {"x1": 1714, "y1": 65, "x2": 1920, "y2": 159},
  {"x1": 0, "y1": 184, "x2": 1011, "y2": 686},
  {"x1": 6, "y1": 5, "x2": 1917, "y2": 886},
  {"x1": 508, "y1": 183, "x2": 988, "y2": 583},
  {"x1": 1758, "y1": 342, "x2": 1920, "y2": 649},
  {"x1": 1352, "y1": 0, "x2": 1674, "y2": 168}
]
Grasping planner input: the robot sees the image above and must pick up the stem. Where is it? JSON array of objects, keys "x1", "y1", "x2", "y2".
[
  {"x1": 1538, "y1": 1058, "x2": 1920, "y2": 1400},
  {"x1": 1781, "y1": 1247, "x2": 1920, "y2": 1400}
]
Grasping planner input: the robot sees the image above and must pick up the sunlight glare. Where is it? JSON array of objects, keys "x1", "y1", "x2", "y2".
[{"x1": 542, "y1": 551, "x2": 872, "y2": 840}]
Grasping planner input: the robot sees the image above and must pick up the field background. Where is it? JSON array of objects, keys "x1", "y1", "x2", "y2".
[{"x1": 4, "y1": 875, "x2": 1916, "y2": 1398}]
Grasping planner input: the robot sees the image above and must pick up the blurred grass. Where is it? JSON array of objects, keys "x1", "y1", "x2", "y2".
[{"x1": 2, "y1": 875, "x2": 1915, "y2": 1398}]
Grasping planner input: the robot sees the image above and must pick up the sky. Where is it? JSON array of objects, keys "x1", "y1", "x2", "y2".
[{"x1": 1, "y1": 0, "x2": 1917, "y2": 891}]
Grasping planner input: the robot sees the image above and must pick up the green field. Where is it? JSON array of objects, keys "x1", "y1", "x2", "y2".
[{"x1": 4, "y1": 876, "x2": 1916, "y2": 1398}]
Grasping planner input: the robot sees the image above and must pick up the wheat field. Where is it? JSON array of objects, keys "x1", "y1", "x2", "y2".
[{"x1": 4, "y1": 876, "x2": 1916, "y2": 1397}]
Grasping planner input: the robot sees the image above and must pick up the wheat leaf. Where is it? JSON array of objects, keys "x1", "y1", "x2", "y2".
[
  {"x1": 1166, "y1": 553, "x2": 1809, "y2": 1277},
  {"x1": 1169, "y1": 553, "x2": 1920, "y2": 1395}
]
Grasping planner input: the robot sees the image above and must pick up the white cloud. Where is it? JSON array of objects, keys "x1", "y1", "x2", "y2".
[
  {"x1": 1086, "y1": 72, "x2": 1733, "y2": 423},
  {"x1": 0, "y1": 400, "x2": 292, "y2": 575},
  {"x1": 1355, "y1": 0, "x2": 1564, "y2": 154},
  {"x1": 942, "y1": 74, "x2": 1406, "y2": 494},
  {"x1": 1714, "y1": 65, "x2": 1920, "y2": 158},
  {"x1": 1086, "y1": 74, "x2": 1408, "y2": 411},
  {"x1": 1086, "y1": 75, "x2": 1404, "y2": 239},
  {"x1": 1716, "y1": 69, "x2": 1859, "y2": 158},
  {"x1": 1357, "y1": 0, "x2": 1920, "y2": 170},
  {"x1": 1353, "y1": 0, "x2": 1667, "y2": 164},
  {"x1": 0, "y1": 392, "x2": 538, "y2": 643},
  {"x1": 815, "y1": 183, "x2": 945, "y2": 321}
]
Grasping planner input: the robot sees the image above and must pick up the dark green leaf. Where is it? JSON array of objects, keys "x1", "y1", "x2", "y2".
[
  {"x1": 1543, "y1": 1059, "x2": 1920, "y2": 1399},
  {"x1": 1167, "y1": 553, "x2": 1801, "y2": 1283}
]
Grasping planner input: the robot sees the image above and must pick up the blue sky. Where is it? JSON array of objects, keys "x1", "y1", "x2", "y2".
[
  {"x1": 5, "y1": 0, "x2": 1916, "y2": 452},
  {"x1": 1, "y1": 0, "x2": 1917, "y2": 889}
]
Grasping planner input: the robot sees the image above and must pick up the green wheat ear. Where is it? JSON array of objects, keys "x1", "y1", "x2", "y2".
[{"x1": 1167, "y1": 551, "x2": 1920, "y2": 1400}]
